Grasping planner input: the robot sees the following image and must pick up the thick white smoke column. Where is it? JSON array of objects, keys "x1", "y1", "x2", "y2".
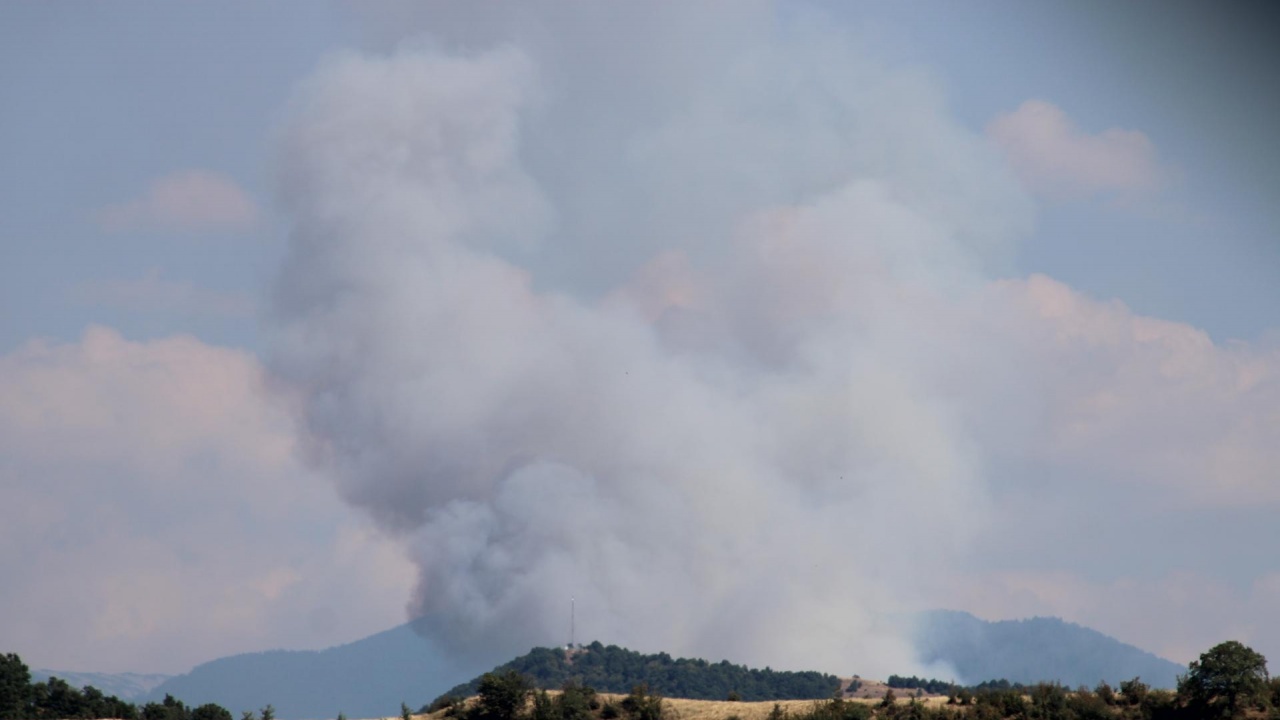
[{"x1": 271, "y1": 10, "x2": 1032, "y2": 678}]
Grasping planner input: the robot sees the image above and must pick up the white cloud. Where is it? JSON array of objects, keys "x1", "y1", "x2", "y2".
[
  {"x1": 0, "y1": 327, "x2": 414, "y2": 673},
  {"x1": 996, "y1": 273, "x2": 1280, "y2": 508},
  {"x1": 987, "y1": 100, "x2": 1173, "y2": 201},
  {"x1": 97, "y1": 170, "x2": 259, "y2": 233},
  {"x1": 917, "y1": 275, "x2": 1280, "y2": 664}
]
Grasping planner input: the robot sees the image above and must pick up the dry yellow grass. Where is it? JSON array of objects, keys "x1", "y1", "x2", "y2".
[{"x1": 411, "y1": 691, "x2": 951, "y2": 720}]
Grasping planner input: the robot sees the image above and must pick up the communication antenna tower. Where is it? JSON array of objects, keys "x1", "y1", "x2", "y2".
[{"x1": 570, "y1": 596, "x2": 575, "y2": 648}]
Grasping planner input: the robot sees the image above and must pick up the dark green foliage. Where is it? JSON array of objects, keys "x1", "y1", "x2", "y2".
[
  {"x1": 38, "y1": 677, "x2": 91, "y2": 719},
  {"x1": 531, "y1": 690, "x2": 556, "y2": 720},
  {"x1": 1066, "y1": 689, "x2": 1111, "y2": 720},
  {"x1": 968, "y1": 679, "x2": 1027, "y2": 693},
  {"x1": 1118, "y1": 678, "x2": 1147, "y2": 707},
  {"x1": 260, "y1": 705, "x2": 276, "y2": 720},
  {"x1": 436, "y1": 643, "x2": 839, "y2": 705},
  {"x1": 425, "y1": 695, "x2": 465, "y2": 715},
  {"x1": 878, "y1": 689, "x2": 895, "y2": 709},
  {"x1": 142, "y1": 694, "x2": 190, "y2": 720},
  {"x1": 1029, "y1": 681, "x2": 1068, "y2": 717},
  {"x1": 1140, "y1": 689, "x2": 1178, "y2": 720},
  {"x1": 0, "y1": 654, "x2": 30, "y2": 720},
  {"x1": 973, "y1": 686, "x2": 1026, "y2": 718},
  {"x1": 1178, "y1": 640, "x2": 1269, "y2": 717},
  {"x1": 554, "y1": 683, "x2": 596, "y2": 720},
  {"x1": 886, "y1": 677, "x2": 955, "y2": 696},
  {"x1": 6, "y1": 662, "x2": 139, "y2": 720},
  {"x1": 475, "y1": 671, "x2": 533, "y2": 720},
  {"x1": 805, "y1": 695, "x2": 870, "y2": 720},
  {"x1": 191, "y1": 703, "x2": 234, "y2": 720},
  {"x1": 619, "y1": 686, "x2": 663, "y2": 720}
]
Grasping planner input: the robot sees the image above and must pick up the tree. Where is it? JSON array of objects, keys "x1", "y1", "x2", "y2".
[
  {"x1": 878, "y1": 689, "x2": 894, "y2": 708},
  {"x1": 620, "y1": 685, "x2": 663, "y2": 720},
  {"x1": 1119, "y1": 677, "x2": 1147, "y2": 706},
  {"x1": 1178, "y1": 640, "x2": 1269, "y2": 717},
  {"x1": 31, "y1": 677, "x2": 86, "y2": 719},
  {"x1": 0, "y1": 654, "x2": 30, "y2": 720},
  {"x1": 475, "y1": 671, "x2": 531, "y2": 720},
  {"x1": 191, "y1": 704, "x2": 234, "y2": 720},
  {"x1": 260, "y1": 705, "x2": 276, "y2": 720},
  {"x1": 530, "y1": 690, "x2": 555, "y2": 720},
  {"x1": 555, "y1": 682, "x2": 595, "y2": 720}
]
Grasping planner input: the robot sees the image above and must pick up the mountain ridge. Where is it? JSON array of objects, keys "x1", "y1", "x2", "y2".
[{"x1": 913, "y1": 610, "x2": 1183, "y2": 689}]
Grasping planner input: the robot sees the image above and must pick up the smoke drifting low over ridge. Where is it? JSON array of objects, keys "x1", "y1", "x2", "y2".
[{"x1": 269, "y1": 6, "x2": 1035, "y2": 677}]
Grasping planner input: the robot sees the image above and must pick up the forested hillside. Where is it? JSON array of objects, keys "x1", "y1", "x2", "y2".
[{"x1": 436, "y1": 643, "x2": 841, "y2": 704}]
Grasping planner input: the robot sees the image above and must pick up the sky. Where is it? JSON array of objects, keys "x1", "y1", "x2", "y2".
[{"x1": 1, "y1": 2, "x2": 1278, "y2": 679}]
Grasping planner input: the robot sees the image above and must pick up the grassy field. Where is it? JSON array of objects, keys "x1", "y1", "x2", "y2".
[{"x1": 413, "y1": 691, "x2": 951, "y2": 720}]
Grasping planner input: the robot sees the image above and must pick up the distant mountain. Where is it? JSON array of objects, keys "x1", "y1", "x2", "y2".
[
  {"x1": 31, "y1": 669, "x2": 171, "y2": 701},
  {"x1": 437, "y1": 642, "x2": 841, "y2": 704},
  {"x1": 915, "y1": 610, "x2": 1184, "y2": 689},
  {"x1": 144, "y1": 621, "x2": 471, "y2": 720}
]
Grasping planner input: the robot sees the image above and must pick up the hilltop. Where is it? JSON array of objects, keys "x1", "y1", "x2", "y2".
[{"x1": 435, "y1": 643, "x2": 841, "y2": 704}]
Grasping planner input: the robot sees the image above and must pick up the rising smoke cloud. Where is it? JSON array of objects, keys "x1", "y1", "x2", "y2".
[{"x1": 268, "y1": 5, "x2": 1035, "y2": 677}]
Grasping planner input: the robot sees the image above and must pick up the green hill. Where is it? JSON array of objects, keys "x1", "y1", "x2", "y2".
[{"x1": 435, "y1": 642, "x2": 841, "y2": 705}]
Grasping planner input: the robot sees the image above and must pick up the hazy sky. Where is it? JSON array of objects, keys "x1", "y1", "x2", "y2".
[{"x1": 1, "y1": 2, "x2": 1277, "y2": 678}]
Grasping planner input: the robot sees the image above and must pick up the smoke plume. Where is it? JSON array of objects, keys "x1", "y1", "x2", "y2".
[{"x1": 269, "y1": 5, "x2": 1033, "y2": 678}]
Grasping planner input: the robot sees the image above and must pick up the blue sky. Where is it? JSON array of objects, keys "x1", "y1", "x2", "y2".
[{"x1": 1, "y1": 2, "x2": 1277, "y2": 678}]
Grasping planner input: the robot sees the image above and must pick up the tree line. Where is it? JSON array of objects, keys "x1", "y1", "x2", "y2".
[
  {"x1": 0, "y1": 653, "x2": 274, "y2": 720},
  {"x1": 4, "y1": 639, "x2": 1276, "y2": 720},
  {"x1": 436, "y1": 640, "x2": 1278, "y2": 720}
]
